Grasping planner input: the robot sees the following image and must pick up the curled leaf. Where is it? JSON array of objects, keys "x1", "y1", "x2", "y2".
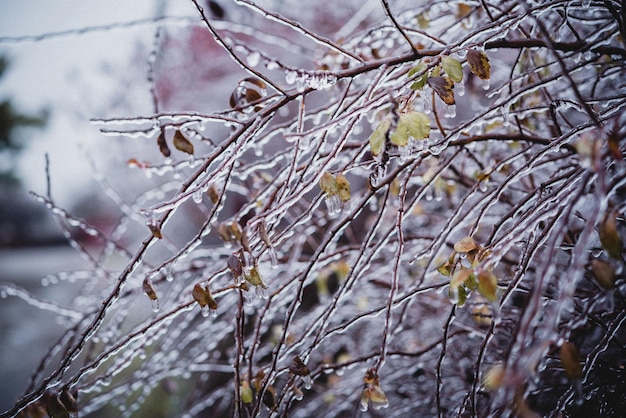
[
  {"x1": 428, "y1": 76, "x2": 455, "y2": 105},
  {"x1": 192, "y1": 283, "x2": 218, "y2": 310},
  {"x1": 467, "y1": 49, "x2": 491, "y2": 80},
  {"x1": 369, "y1": 118, "x2": 391, "y2": 157},
  {"x1": 442, "y1": 56, "x2": 463, "y2": 83},
  {"x1": 173, "y1": 130, "x2": 194, "y2": 155},
  {"x1": 156, "y1": 132, "x2": 171, "y2": 157}
]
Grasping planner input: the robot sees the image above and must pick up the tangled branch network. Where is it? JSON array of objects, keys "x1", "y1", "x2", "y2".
[{"x1": 3, "y1": 0, "x2": 626, "y2": 417}]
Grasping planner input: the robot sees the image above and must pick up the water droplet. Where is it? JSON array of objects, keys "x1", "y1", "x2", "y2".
[
  {"x1": 481, "y1": 78, "x2": 491, "y2": 90},
  {"x1": 151, "y1": 298, "x2": 160, "y2": 312},
  {"x1": 302, "y1": 375, "x2": 312, "y2": 390},
  {"x1": 285, "y1": 70, "x2": 298, "y2": 85},
  {"x1": 266, "y1": 60, "x2": 279, "y2": 70},
  {"x1": 246, "y1": 51, "x2": 260, "y2": 67},
  {"x1": 370, "y1": 164, "x2": 387, "y2": 187}
]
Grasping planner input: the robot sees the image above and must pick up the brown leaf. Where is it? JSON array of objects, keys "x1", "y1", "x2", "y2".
[
  {"x1": 428, "y1": 76, "x2": 455, "y2": 105},
  {"x1": 599, "y1": 211, "x2": 623, "y2": 260},
  {"x1": 467, "y1": 49, "x2": 491, "y2": 80},
  {"x1": 173, "y1": 130, "x2": 194, "y2": 155},
  {"x1": 560, "y1": 342, "x2": 583, "y2": 380}
]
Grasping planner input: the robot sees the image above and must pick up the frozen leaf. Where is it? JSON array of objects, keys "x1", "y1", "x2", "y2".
[
  {"x1": 560, "y1": 342, "x2": 583, "y2": 380},
  {"x1": 335, "y1": 174, "x2": 351, "y2": 202},
  {"x1": 450, "y1": 268, "x2": 472, "y2": 289},
  {"x1": 471, "y1": 303, "x2": 493, "y2": 327},
  {"x1": 416, "y1": 13, "x2": 429, "y2": 29},
  {"x1": 442, "y1": 56, "x2": 463, "y2": 83},
  {"x1": 467, "y1": 49, "x2": 491, "y2": 80},
  {"x1": 59, "y1": 389, "x2": 78, "y2": 414},
  {"x1": 454, "y1": 236, "x2": 477, "y2": 253},
  {"x1": 477, "y1": 270, "x2": 498, "y2": 302},
  {"x1": 245, "y1": 265, "x2": 266, "y2": 288},
  {"x1": 456, "y1": 3, "x2": 472, "y2": 18},
  {"x1": 591, "y1": 259, "x2": 615, "y2": 289},
  {"x1": 173, "y1": 130, "x2": 194, "y2": 155},
  {"x1": 156, "y1": 132, "x2": 171, "y2": 157},
  {"x1": 391, "y1": 111, "x2": 430, "y2": 146},
  {"x1": 599, "y1": 212, "x2": 622, "y2": 260},
  {"x1": 192, "y1": 283, "x2": 218, "y2": 310},
  {"x1": 428, "y1": 76, "x2": 455, "y2": 105},
  {"x1": 142, "y1": 277, "x2": 158, "y2": 301},
  {"x1": 319, "y1": 172, "x2": 337, "y2": 195},
  {"x1": 263, "y1": 385, "x2": 277, "y2": 411},
  {"x1": 289, "y1": 356, "x2": 310, "y2": 377},
  {"x1": 369, "y1": 118, "x2": 391, "y2": 157},
  {"x1": 45, "y1": 391, "x2": 70, "y2": 418},
  {"x1": 408, "y1": 61, "x2": 428, "y2": 90}
]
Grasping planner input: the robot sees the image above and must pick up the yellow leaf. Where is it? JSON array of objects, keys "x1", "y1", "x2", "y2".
[
  {"x1": 427, "y1": 76, "x2": 455, "y2": 105},
  {"x1": 454, "y1": 236, "x2": 477, "y2": 253},
  {"x1": 369, "y1": 118, "x2": 391, "y2": 157},
  {"x1": 477, "y1": 270, "x2": 498, "y2": 302}
]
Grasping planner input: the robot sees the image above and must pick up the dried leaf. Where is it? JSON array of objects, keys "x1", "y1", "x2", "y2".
[
  {"x1": 173, "y1": 130, "x2": 194, "y2": 155},
  {"x1": 477, "y1": 270, "x2": 498, "y2": 302},
  {"x1": 262, "y1": 385, "x2": 277, "y2": 411},
  {"x1": 454, "y1": 236, "x2": 477, "y2": 253},
  {"x1": 192, "y1": 283, "x2": 218, "y2": 310},
  {"x1": 442, "y1": 56, "x2": 463, "y2": 83},
  {"x1": 560, "y1": 342, "x2": 583, "y2": 380},
  {"x1": 207, "y1": 185, "x2": 220, "y2": 204},
  {"x1": 428, "y1": 76, "x2": 455, "y2": 105},
  {"x1": 467, "y1": 49, "x2": 491, "y2": 80},
  {"x1": 483, "y1": 364, "x2": 505, "y2": 391},
  {"x1": 142, "y1": 277, "x2": 158, "y2": 301},
  {"x1": 369, "y1": 118, "x2": 391, "y2": 157}
]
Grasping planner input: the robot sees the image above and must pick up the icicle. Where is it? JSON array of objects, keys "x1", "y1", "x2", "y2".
[
  {"x1": 456, "y1": 81, "x2": 465, "y2": 97},
  {"x1": 370, "y1": 164, "x2": 387, "y2": 187},
  {"x1": 422, "y1": 93, "x2": 432, "y2": 114},
  {"x1": 325, "y1": 194, "x2": 342, "y2": 214},
  {"x1": 192, "y1": 190, "x2": 203, "y2": 204},
  {"x1": 481, "y1": 78, "x2": 491, "y2": 90},
  {"x1": 265, "y1": 60, "x2": 279, "y2": 70},
  {"x1": 501, "y1": 105, "x2": 510, "y2": 127},
  {"x1": 444, "y1": 104, "x2": 457, "y2": 118}
]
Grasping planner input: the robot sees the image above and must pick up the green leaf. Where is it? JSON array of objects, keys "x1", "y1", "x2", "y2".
[
  {"x1": 467, "y1": 49, "x2": 491, "y2": 80},
  {"x1": 369, "y1": 118, "x2": 391, "y2": 157},
  {"x1": 391, "y1": 112, "x2": 430, "y2": 146},
  {"x1": 173, "y1": 130, "x2": 194, "y2": 155},
  {"x1": 408, "y1": 61, "x2": 428, "y2": 90},
  {"x1": 442, "y1": 56, "x2": 463, "y2": 83},
  {"x1": 427, "y1": 76, "x2": 455, "y2": 105}
]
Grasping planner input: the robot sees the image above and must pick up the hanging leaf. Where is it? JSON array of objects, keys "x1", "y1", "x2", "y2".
[
  {"x1": 240, "y1": 381, "x2": 253, "y2": 403},
  {"x1": 335, "y1": 174, "x2": 351, "y2": 202},
  {"x1": 559, "y1": 342, "x2": 583, "y2": 380},
  {"x1": 156, "y1": 132, "x2": 171, "y2": 157},
  {"x1": 477, "y1": 270, "x2": 498, "y2": 302},
  {"x1": 369, "y1": 118, "x2": 391, "y2": 157},
  {"x1": 289, "y1": 356, "x2": 310, "y2": 377},
  {"x1": 192, "y1": 283, "x2": 218, "y2": 310},
  {"x1": 599, "y1": 211, "x2": 622, "y2": 260},
  {"x1": 408, "y1": 61, "x2": 428, "y2": 90},
  {"x1": 142, "y1": 277, "x2": 158, "y2": 301},
  {"x1": 173, "y1": 130, "x2": 194, "y2": 155},
  {"x1": 427, "y1": 76, "x2": 455, "y2": 105},
  {"x1": 391, "y1": 112, "x2": 430, "y2": 146},
  {"x1": 467, "y1": 49, "x2": 491, "y2": 80},
  {"x1": 442, "y1": 56, "x2": 463, "y2": 83}
]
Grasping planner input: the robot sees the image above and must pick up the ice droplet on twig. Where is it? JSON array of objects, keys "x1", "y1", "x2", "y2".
[
  {"x1": 246, "y1": 51, "x2": 260, "y2": 67},
  {"x1": 444, "y1": 104, "x2": 457, "y2": 118},
  {"x1": 481, "y1": 78, "x2": 491, "y2": 90}
]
